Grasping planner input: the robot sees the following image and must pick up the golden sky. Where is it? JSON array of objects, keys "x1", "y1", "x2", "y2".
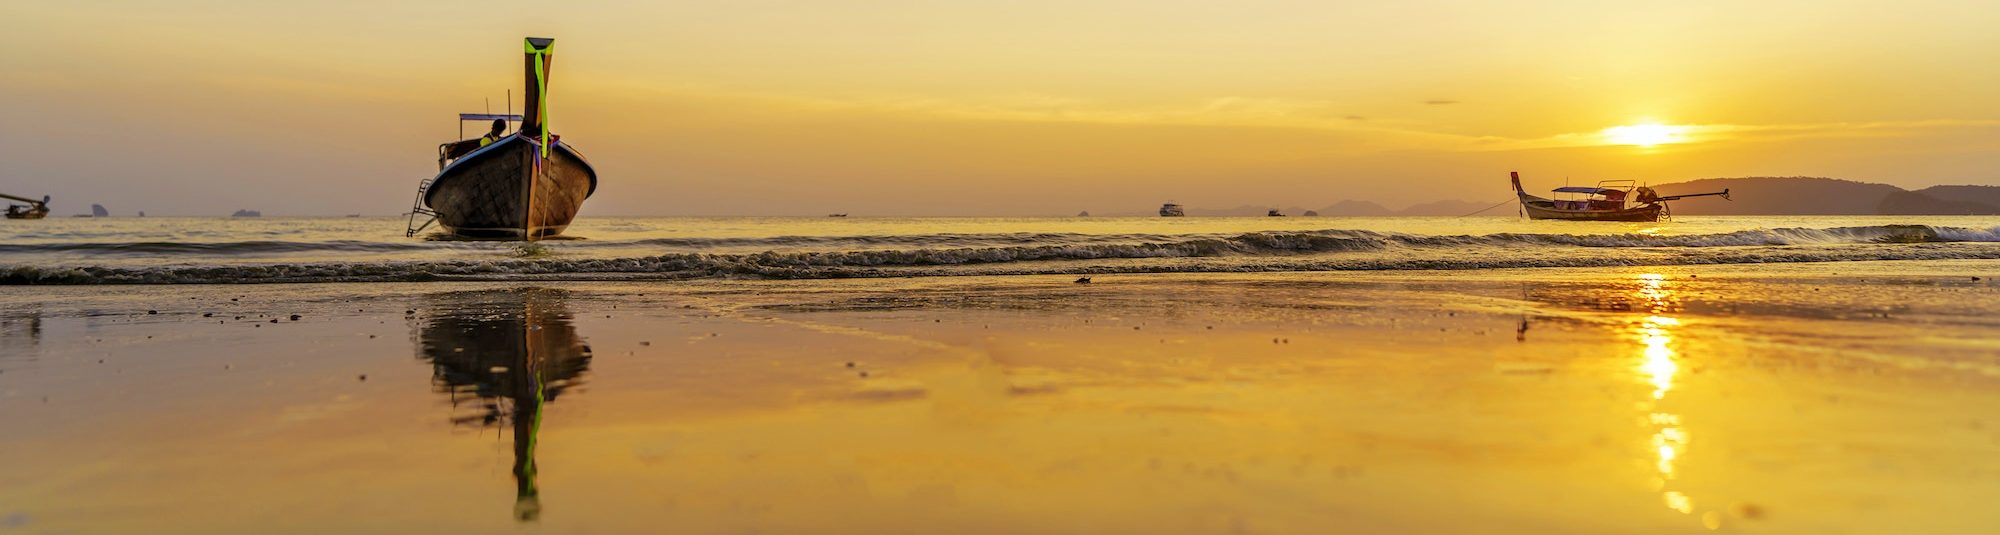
[{"x1": 3, "y1": 0, "x2": 1997, "y2": 215}]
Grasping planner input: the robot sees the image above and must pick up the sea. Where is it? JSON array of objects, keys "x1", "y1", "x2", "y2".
[{"x1": 3, "y1": 215, "x2": 1999, "y2": 284}]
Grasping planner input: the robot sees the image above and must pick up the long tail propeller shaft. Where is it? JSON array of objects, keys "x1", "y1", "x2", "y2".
[{"x1": 1656, "y1": 189, "x2": 1731, "y2": 202}]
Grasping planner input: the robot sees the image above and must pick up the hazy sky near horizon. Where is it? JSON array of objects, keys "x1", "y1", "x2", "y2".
[{"x1": 4, "y1": 0, "x2": 1998, "y2": 216}]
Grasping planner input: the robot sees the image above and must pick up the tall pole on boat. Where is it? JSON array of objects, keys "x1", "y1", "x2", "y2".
[
  {"x1": 1510, "y1": 171, "x2": 1526, "y2": 219},
  {"x1": 522, "y1": 38, "x2": 554, "y2": 153},
  {"x1": 521, "y1": 37, "x2": 555, "y2": 240}
]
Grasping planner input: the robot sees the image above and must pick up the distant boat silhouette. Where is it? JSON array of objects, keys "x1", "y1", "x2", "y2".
[
  {"x1": 1267, "y1": 209, "x2": 1285, "y2": 217},
  {"x1": 1159, "y1": 203, "x2": 1185, "y2": 217},
  {"x1": 231, "y1": 209, "x2": 262, "y2": 217}
]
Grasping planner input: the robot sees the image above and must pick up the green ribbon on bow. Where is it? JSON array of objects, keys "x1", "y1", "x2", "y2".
[{"x1": 525, "y1": 39, "x2": 553, "y2": 159}]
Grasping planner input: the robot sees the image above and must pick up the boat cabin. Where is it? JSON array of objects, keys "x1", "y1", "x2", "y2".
[
  {"x1": 1549, "y1": 181, "x2": 1638, "y2": 211},
  {"x1": 438, "y1": 113, "x2": 525, "y2": 169}
]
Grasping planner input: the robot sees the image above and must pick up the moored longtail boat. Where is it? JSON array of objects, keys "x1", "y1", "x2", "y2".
[
  {"x1": 410, "y1": 37, "x2": 597, "y2": 240},
  {"x1": 1510, "y1": 172, "x2": 1728, "y2": 222}
]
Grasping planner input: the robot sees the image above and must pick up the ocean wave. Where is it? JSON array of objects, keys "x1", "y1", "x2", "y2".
[
  {"x1": 6, "y1": 224, "x2": 1995, "y2": 257},
  {"x1": 0, "y1": 240, "x2": 456, "y2": 255},
  {"x1": 6, "y1": 240, "x2": 1999, "y2": 284}
]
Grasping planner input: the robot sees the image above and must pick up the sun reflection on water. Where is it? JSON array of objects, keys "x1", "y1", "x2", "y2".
[{"x1": 1629, "y1": 274, "x2": 1703, "y2": 522}]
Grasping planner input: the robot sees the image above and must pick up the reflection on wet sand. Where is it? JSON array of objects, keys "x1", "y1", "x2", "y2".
[
  {"x1": 413, "y1": 288, "x2": 592, "y2": 522},
  {"x1": 0, "y1": 311, "x2": 41, "y2": 359},
  {"x1": 1628, "y1": 274, "x2": 1710, "y2": 528}
]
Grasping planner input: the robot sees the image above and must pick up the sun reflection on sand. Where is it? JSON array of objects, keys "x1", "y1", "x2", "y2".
[{"x1": 1630, "y1": 274, "x2": 1703, "y2": 521}]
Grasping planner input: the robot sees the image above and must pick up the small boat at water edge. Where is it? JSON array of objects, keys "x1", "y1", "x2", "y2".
[
  {"x1": 1511, "y1": 171, "x2": 1729, "y2": 222},
  {"x1": 409, "y1": 37, "x2": 597, "y2": 240},
  {"x1": 2, "y1": 193, "x2": 49, "y2": 219},
  {"x1": 1159, "y1": 203, "x2": 1185, "y2": 217},
  {"x1": 1267, "y1": 209, "x2": 1285, "y2": 217}
]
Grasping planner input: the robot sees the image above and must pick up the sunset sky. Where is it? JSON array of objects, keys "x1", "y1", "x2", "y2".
[{"x1": 4, "y1": 0, "x2": 1997, "y2": 216}]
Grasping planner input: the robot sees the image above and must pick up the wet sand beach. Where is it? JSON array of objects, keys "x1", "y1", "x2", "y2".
[{"x1": 2, "y1": 260, "x2": 1997, "y2": 533}]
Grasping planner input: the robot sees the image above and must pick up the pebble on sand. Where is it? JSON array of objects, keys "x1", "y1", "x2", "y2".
[
  {"x1": 289, "y1": 314, "x2": 301, "y2": 321},
  {"x1": 147, "y1": 310, "x2": 157, "y2": 315},
  {"x1": 1731, "y1": 502, "x2": 1765, "y2": 520},
  {"x1": 357, "y1": 374, "x2": 368, "y2": 382}
]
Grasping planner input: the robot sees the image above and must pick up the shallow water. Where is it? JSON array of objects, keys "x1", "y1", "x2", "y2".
[
  {"x1": 1, "y1": 262, "x2": 1997, "y2": 533},
  {"x1": 4, "y1": 216, "x2": 2000, "y2": 283}
]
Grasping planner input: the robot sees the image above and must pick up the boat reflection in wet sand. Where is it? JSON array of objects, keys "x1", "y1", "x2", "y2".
[
  {"x1": 410, "y1": 37, "x2": 597, "y2": 240},
  {"x1": 1511, "y1": 171, "x2": 1729, "y2": 222},
  {"x1": 412, "y1": 288, "x2": 593, "y2": 522}
]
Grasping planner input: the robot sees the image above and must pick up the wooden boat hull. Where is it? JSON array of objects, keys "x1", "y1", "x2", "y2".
[
  {"x1": 1518, "y1": 194, "x2": 1663, "y2": 221},
  {"x1": 424, "y1": 135, "x2": 596, "y2": 239},
  {"x1": 4, "y1": 212, "x2": 47, "y2": 220}
]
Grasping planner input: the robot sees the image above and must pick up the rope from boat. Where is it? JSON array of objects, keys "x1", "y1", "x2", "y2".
[{"x1": 1456, "y1": 197, "x2": 1518, "y2": 217}]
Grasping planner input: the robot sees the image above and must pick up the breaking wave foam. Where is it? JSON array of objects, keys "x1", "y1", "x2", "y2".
[{"x1": 5, "y1": 224, "x2": 1999, "y2": 284}]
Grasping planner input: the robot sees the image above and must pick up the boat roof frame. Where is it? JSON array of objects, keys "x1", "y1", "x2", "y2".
[{"x1": 1551, "y1": 179, "x2": 1640, "y2": 198}]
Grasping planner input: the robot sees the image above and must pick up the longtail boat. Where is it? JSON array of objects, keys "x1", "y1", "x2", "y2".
[
  {"x1": 1510, "y1": 171, "x2": 1728, "y2": 221},
  {"x1": 2, "y1": 193, "x2": 49, "y2": 220},
  {"x1": 409, "y1": 37, "x2": 597, "y2": 240}
]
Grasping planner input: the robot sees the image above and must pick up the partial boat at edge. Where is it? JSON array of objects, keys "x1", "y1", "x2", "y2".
[{"x1": 2, "y1": 193, "x2": 49, "y2": 220}]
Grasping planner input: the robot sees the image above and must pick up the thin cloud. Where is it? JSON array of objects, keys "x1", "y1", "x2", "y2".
[
  {"x1": 1461, "y1": 119, "x2": 2000, "y2": 152},
  {"x1": 594, "y1": 81, "x2": 2000, "y2": 155}
]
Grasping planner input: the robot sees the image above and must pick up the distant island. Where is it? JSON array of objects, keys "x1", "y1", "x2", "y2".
[
  {"x1": 231, "y1": 209, "x2": 263, "y2": 217},
  {"x1": 1651, "y1": 177, "x2": 2000, "y2": 215},
  {"x1": 1120, "y1": 177, "x2": 2000, "y2": 217}
]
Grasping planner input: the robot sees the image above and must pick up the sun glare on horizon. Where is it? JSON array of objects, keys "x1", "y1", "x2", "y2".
[{"x1": 1602, "y1": 123, "x2": 1690, "y2": 148}]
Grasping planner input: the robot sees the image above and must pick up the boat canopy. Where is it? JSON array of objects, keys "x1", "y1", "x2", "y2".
[
  {"x1": 460, "y1": 113, "x2": 525, "y2": 122},
  {"x1": 1552, "y1": 186, "x2": 1621, "y2": 194}
]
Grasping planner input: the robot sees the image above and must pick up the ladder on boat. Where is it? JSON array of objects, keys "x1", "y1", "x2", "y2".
[{"x1": 405, "y1": 178, "x2": 437, "y2": 237}]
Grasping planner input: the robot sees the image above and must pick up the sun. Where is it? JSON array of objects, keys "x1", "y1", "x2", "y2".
[{"x1": 1602, "y1": 123, "x2": 1687, "y2": 147}]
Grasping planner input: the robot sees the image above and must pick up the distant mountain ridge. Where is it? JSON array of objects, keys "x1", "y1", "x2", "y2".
[
  {"x1": 1175, "y1": 199, "x2": 1501, "y2": 217},
  {"x1": 1650, "y1": 177, "x2": 2000, "y2": 215},
  {"x1": 1115, "y1": 177, "x2": 2000, "y2": 217}
]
